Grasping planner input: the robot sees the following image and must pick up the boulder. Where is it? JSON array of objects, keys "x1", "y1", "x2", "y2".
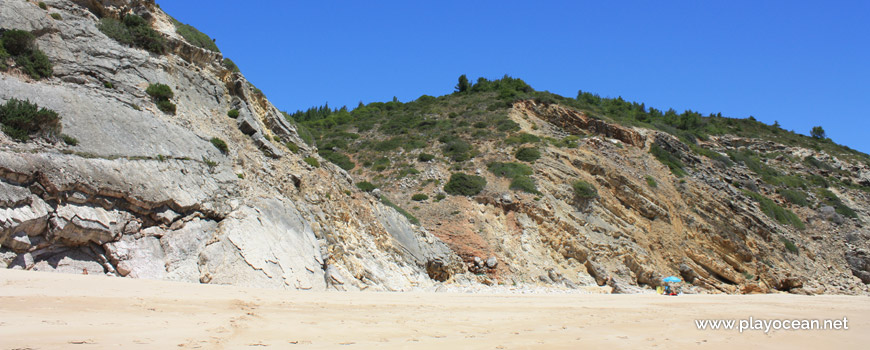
[{"x1": 845, "y1": 250, "x2": 870, "y2": 284}]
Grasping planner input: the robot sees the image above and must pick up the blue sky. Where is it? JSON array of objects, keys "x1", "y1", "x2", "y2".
[{"x1": 157, "y1": 1, "x2": 870, "y2": 154}]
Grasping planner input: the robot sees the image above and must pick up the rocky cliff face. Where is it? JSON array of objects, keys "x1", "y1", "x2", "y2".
[
  {"x1": 2, "y1": 0, "x2": 868, "y2": 296},
  {"x1": 0, "y1": 0, "x2": 462, "y2": 291},
  {"x1": 331, "y1": 100, "x2": 870, "y2": 295}
]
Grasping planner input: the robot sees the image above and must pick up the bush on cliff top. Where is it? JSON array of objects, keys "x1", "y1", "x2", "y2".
[{"x1": 171, "y1": 18, "x2": 220, "y2": 52}]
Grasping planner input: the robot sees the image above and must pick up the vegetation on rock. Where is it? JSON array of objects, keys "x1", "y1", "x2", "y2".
[
  {"x1": 1, "y1": 29, "x2": 53, "y2": 79},
  {"x1": 444, "y1": 173, "x2": 487, "y2": 196},
  {"x1": 645, "y1": 175, "x2": 658, "y2": 188},
  {"x1": 380, "y1": 196, "x2": 419, "y2": 225},
  {"x1": 650, "y1": 144, "x2": 687, "y2": 177},
  {"x1": 146, "y1": 83, "x2": 176, "y2": 114},
  {"x1": 61, "y1": 134, "x2": 79, "y2": 146},
  {"x1": 742, "y1": 190, "x2": 805, "y2": 229},
  {"x1": 171, "y1": 18, "x2": 219, "y2": 52},
  {"x1": 572, "y1": 180, "x2": 598, "y2": 199},
  {"x1": 356, "y1": 181, "x2": 376, "y2": 192},
  {"x1": 210, "y1": 137, "x2": 228, "y2": 154},
  {"x1": 0, "y1": 98, "x2": 61, "y2": 141},
  {"x1": 303, "y1": 156, "x2": 320, "y2": 168},
  {"x1": 222, "y1": 58, "x2": 240, "y2": 72},
  {"x1": 515, "y1": 147, "x2": 541, "y2": 162},
  {"x1": 99, "y1": 14, "x2": 166, "y2": 54}
]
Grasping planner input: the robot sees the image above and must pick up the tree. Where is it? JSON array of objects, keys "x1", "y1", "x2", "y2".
[
  {"x1": 811, "y1": 126, "x2": 826, "y2": 139},
  {"x1": 772, "y1": 120, "x2": 781, "y2": 128},
  {"x1": 455, "y1": 74, "x2": 469, "y2": 93}
]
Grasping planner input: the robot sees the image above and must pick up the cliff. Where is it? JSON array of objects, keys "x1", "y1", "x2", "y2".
[{"x1": 2, "y1": 0, "x2": 869, "y2": 295}]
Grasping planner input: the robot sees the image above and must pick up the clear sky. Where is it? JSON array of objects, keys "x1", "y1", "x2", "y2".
[{"x1": 157, "y1": 1, "x2": 870, "y2": 154}]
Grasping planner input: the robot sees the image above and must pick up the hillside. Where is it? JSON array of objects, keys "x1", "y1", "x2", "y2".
[
  {"x1": 290, "y1": 75, "x2": 870, "y2": 294},
  {"x1": 1, "y1": 0, "x2": 868, "y2": 295},
  {"x1": 0, "y1": 0, "x2": 463, "y2": 291}
]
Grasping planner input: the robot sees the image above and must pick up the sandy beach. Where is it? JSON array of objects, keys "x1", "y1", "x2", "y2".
[{"x1": 0, "y1": 269, "x2": 867, "y2": 349}]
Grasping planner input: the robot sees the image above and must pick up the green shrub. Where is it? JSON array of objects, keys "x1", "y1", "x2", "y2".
[
  {"x1": 222, "y1": 58, "x2": 240, "y2": 72},
  {"x1": 650, "y1": 144, "x2": 687, "y2": 177},
  {"x1": 371, "y1": 157, "x2": 391, "y2": 171},
  {"x1": 285, "y1": 141, "x2": 299, "y2": 153},
  {"x1": 2, "y1": 30, "x2": 35, "y2": 56},
  {"x1": 688, "y1": 143, "x2": 732, "y2": 167},
  {"x1": 472, "y1": 121, "x2": 487, "y2": 128},
  {"x1": 103, "y1": 81, "x2": 114, "y2": 89},
  {"x1": 510, "y1": 176, "x2": 540, "y2": 194},
  {"x1": 444, "y1": 173, "x2": 487, "y2": 196},
  {"x1": 645, "y1": 175, "x2": 658, "y2": 188},
  {"x1": 435, "y1": 193, "x2": 446, "y2": 201},
  {"x1": 61, "y1": 134, "x2": 78, "y2": 146},
  {"x1": 171, "y1": 18, "x2": 219, "y2": 52},
  {"x1": 550, "y1": 135, "x2": 580, "y2": 148},
  {"x1": 515, "y1": 147, "x2": 541, "y2": 162},
  {"x1": 505, "y1": 132, "x2": 540, "y2": 145},
  {"x1": 818, "y1": 189, "x2": 857, "y2": 218},
  {"x1": 50, "y1": 13, "x2": 62, "y2": 20},
  {"x1": 99, "y1": 15, "x2": 165, "y2": 54},
  {"x1": 15, "y1": 49, "x2": 52, "y2": 79},
  {"x1": 572, "y1": 180, "x2": 598, "y2": 199},
  {"x1": 0, "y1": 40, "x2": 8, "y2": 71},
  {"x1": 227, "y1": 109, "x2": 239, "y2": 118},
  {"x1": 728, "y1": 149, "x2": 780, "y2": 181},
  {"x1": 403, "y1": 138, "x2": 426, "y2": 150},
  {"x1": 807, "y1": 174, "x2": 830, "y2": 188},
  {"x1": 411, "y1": 193, "x2": 429, "y2": 201},
  {"x1": 210, "y1": 137, "x2": 228, "y2": 154},
  {"x1": 742, "y1": 190, "x2": 805, "y2": 229},
  {"x1": 320, "y1": 150, "x2": 355, "y2": 170},
  {"x1": 768, "y1": 175, "x2": 806, "y2": 188},
  {"x1": 356, "y1": 181, "x2": 376, "y2": 192},
  {"x1": 156, "y1": 99, "x2": 176, "y2": 114},
  {"x1": 0, "y1": 98, "x2": 61, "y2": 141},
  {"x1": 442, "y1": 139, "x2": 474, "y2": 162},
  {"x1": 98, "y1": 18, "x2": 133, "y2": 45},
  {"x1": 146, "y1": 83, "x2": 174, "y2": 100},
  {"x1": 417, "y1": 153, "x2": 435, "y2": 162},
  {"x1": 147, "y1": 84, "x2": 175, "y2": 114},
  {"x1": 487, "y1": 162, "x2": 532, "y2": 178},
  {"x1": 803, "y1": 156, "x2": 834, "y2": 171},
  {"x1": 374, "y1": 137, "x2": 403, "y2": 152},
  {"x1": 38, "y1": 2, "x2": 47, "y2": 10},
  {"x1": 201, "y1": 156, "x2": 217, "y2": 167},
  {"x1": 777, "y1": 188, "x2": 809, "y2": 207},
  {"x1": 496, "y1": 119, "x2": 520, "y2": 132},
  {"x1": 303, "y1": 156, "x2": 320, "y2": 168},
  {"x1": 781, "y1": 237, "x2": 799, "y2": 254},
  {"x1": 1, "y1": 30, "x2": 52, "y2": 79}
]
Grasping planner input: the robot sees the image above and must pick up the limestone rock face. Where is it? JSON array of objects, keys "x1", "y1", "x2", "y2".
[{"x1": 0, "y1": 0, "x2": 462, "y2": 291}]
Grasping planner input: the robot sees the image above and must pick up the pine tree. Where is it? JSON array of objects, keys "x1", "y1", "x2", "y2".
[{"x1": 455, "y1": 74, "x2": 469, "y2": 93}]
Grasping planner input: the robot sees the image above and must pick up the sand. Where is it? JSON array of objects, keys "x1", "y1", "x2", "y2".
[{"x1": 0, "y1": 269, "x2": 867, "y2": 349}]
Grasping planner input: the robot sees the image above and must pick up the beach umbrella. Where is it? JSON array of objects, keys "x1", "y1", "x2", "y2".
[{"x1": 662, "y1": 276, "x2": 681, "y2": 283}]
